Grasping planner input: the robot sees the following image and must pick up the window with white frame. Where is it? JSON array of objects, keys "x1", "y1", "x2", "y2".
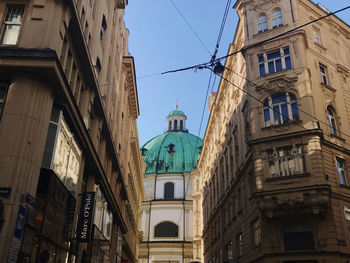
[
  {"x1": 313, "y1": 28, "x2": 322, "y2": 45},
  {"x1": 271, "y1": 9, "x2": 283, "y2": 28},
  {"x1": 257, "y1": 14, "x2": 268, "y2": 33},
  {"x1": 327, "y1": 106, "x2": 338, "y2": 136},
  {"x1": 263, "y1": 93, "x2": 299, "y2": 126},
  {"x1": 320, "y1": 65, "x2": 328, "y2": 85},
  {"x1": 258, "y1": 47, "x2": 292, "y2": 76},
  {"x1": 336, "y1": 157, "x2": 347, "y2": 185},
  {"x1": 0, "y1": 83, "x2": 9, "y2": 121},
  {"x1": 0, "y1": 5, "x2": 24, "y2": 45},
  {"x1": 268, "y1": 145, "x2": 305, "y2": 177}
]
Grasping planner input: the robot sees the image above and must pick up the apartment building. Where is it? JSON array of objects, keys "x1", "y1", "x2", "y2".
[{"x1": 0, "y1": 0, "x2": 144, "y2": 262}]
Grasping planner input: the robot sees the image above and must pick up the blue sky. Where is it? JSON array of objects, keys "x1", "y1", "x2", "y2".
[{"x1": 125, "y1": 0, "x2": 350, "y2": 146}]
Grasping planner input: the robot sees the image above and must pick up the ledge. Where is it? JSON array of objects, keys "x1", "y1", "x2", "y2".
[{"x1": 265, "y1": 173, "x2": 310, "y2": 182}]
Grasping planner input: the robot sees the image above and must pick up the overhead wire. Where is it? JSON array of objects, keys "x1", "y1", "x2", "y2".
[
  {"x1": 168, "y1": 0, "x2": 233, "y2": 259},
  {"x1": 167, "y1": 70, "x2": 214, "y2": 261},
  {"x1": 169, "y1": 0, "x2": 212, "y2": 56},
  {"x1": 161, "y1": 5, "x2": 350, "y2": 75}
]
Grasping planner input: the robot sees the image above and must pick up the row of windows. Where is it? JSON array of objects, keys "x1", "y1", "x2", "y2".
[
  {"x1": 207, "y1": 220, "x2": 315, "y2": 262},
  {"x1": 257, "y1": 9, "x2": 283, "y2": 34},
  {"x1": 168, "y1": 119, "x2": 184, "y2": 131}
]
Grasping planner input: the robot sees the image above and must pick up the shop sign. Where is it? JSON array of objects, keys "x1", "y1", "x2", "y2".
[
  {"x1": 25, "y1": 193, "x2": 36, "y2": 206},
  {"x1": 8, "y1": 204, "x2": 26, "y2": 263},
  {"x1": 0, "y1": 187, "x2": 11, "y2": 197},
  {"x1": 77, "y1": 192, "x2": 95, "y2": 242}
]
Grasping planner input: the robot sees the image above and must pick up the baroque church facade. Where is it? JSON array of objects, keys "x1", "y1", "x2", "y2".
[{"x1": 138, "y1": 109, "x2": 203, "y2": 263}]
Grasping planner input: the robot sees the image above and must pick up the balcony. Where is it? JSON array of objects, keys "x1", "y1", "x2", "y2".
[{"x1": 256, "y1": 184, "x2": 330, "y2": 217}]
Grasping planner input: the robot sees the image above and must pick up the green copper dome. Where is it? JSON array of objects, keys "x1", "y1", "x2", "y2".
[
  {"x1": 167, "y1": 110, "x2": 186, "y2": 117},
  {"x1": 141, "y1": 131, "x2": 203, "y2": 174}
]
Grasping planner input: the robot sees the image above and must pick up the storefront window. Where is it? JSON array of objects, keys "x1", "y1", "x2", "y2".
[
  {"x1": 42, "y1": 105, "x2": 82, "y2": 196},
  {"x1": 94, "y1": 185, "x2": 113, "y2": 240}
]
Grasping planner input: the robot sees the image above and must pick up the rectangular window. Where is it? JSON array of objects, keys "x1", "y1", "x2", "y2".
[
  {"x1": 236, "y1": 233, "x2": 243, "y2": 257},
  {"x1": 268, "y1": 145, "x2": 305, "y2": 177},
  {"x1": 313, "y1": 29, "x2": 322, "y2": 45},
  {"x1": 336, "y1": 158, "x2": 347, "y2": 185},
  {"x1": 320, "y1": 65, "x2": 328, "y2": 85},
  {"x1": 252, "y1": 218, "x2": 261, "y2": 247},
  {"x1": 0, "y1": 83, "x2": 9, "y2": 121},
  {"x1": 259, "y1": 47, "x2": 292, "y2": 77},
  {"x1": 0, "y1": 5, "x2": 24, "y2": 45}
]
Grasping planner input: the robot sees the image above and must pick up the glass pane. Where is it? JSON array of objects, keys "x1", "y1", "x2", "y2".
[
  {"x1": 264, "y1": 108, "x2": 270, "y2": 122},
  {"x1": 288, "y1": 157, "x2": 295, "y2": 175},
  {"x1": 276, "y1": 58, "x2": 282, "y2": 72},
  {"x1": 273, "y1": 105, "x2": 281, "y2": 124},
  {"x1": 279, "y1": 160, "x2": 286, "y2": 176},
  {"x1": 258, "y1": 55, "x2": 264, "y2": 63},
  {"x1": 298, "y1": 157, "x2": 304, "y2": 173},
  {"x1": 272, "y1": 94, "x2": 286, "y2": 104},
  {"x1": 259, "y1": 63, "x2": 265, "y2": 76},
  {"x1": 5, "y1": 6, "x2": 24, "y2": 23},
  {"x1": 285, "y1": 56, "x2": 292, "y2": 69},
  {"x1": 268, "y1": 61, "x2": 275, "y2": 74},
  {"x1": 284, "y1": 48, "x2": 290, "y2": 55},
  {"x1": 41, "y1": 122, "x2": 58, "y2": 168},
  {"x1": 1, "y1": 25, "x2": 20, "y2": 45},
  {"x1": 292, "y1": 102, "x2": 299, "y2": 121},
  {"x1": 267, "y1": 51, "x2": 280, "y2": 60},
  {"x1": 269, "y1": 161, "x2": 276, "y2": 176},
  {"x1": 320, "y1": 66, "x2": 325, "y2": 74},
  {"x1": 0, "y1": 86, "x2": 7, "y2": 99},
  {"x1": 281, "y1": 103, "x2": 289, "y2": 122}
]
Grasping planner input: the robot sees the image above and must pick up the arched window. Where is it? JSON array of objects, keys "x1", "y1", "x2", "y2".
[
  {"x1": 168, "y1": 120, "x2": 172, "y2": 131},
  {"x1": 327, "y1": 106, "x2": 338, "y2": 136},
  {"x1": 174, "y1": 119, "x2": 178, "y2": 130},
  {"x1": 180, "y1": 120, "x2": 183, "y2": 130},
  {"x1": 284, "y1": 223, "x2": 314, "y2": 251},
  {"x1": 257, "y1": 14, "x2": 268, "y2": 33},
  {"x1": 154, "y1": 222, "x2": 178, "y2": 237},
  {"x1": 271, "y1": 9, "x2": 283, "y2": 28},
  {"x1": 263, "y1": 93, "x2": 299, "y2": 126},
  {"x1": 164, "y1": 182, "x2": 174, "y2": 199}
]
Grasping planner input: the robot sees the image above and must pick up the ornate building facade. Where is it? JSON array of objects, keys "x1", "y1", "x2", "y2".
[
  {"x1": 138, "y1": 109, "x2": 203, "y2": 263},
  {"x1": 0, "y1": 0, "x2": 144, "y2": 262},
  {"x1": 198, "y1": 0, "x2": 350, "y2": 263}
]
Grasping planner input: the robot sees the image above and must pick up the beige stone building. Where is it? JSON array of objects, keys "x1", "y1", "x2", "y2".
[
  {"x1": 198, "y1": 0, "x2": 350, "y2": 263},
  {"x1": 0, "y1": 0, "x2": 144, "y2": 263}
]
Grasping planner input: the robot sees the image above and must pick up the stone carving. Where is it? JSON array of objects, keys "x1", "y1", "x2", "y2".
[
  {"x1": 257, "y1": 186, "x2": 330, "y2": 218},
  {"x1": 256, "y1": 76, "x2": 297, "y2": 94}
]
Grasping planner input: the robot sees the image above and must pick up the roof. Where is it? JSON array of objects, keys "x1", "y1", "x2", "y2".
[
  {"x1": 141, "y1": 131, "x2": 203, "y2": 174},
  {"x1": 167, "y1": 110, "x2": 186, "y2": 118}
]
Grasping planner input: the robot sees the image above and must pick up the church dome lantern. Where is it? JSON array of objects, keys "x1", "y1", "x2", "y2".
[{"x1": 166, "y1": 106, "x2": 187, "y2": 132}]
